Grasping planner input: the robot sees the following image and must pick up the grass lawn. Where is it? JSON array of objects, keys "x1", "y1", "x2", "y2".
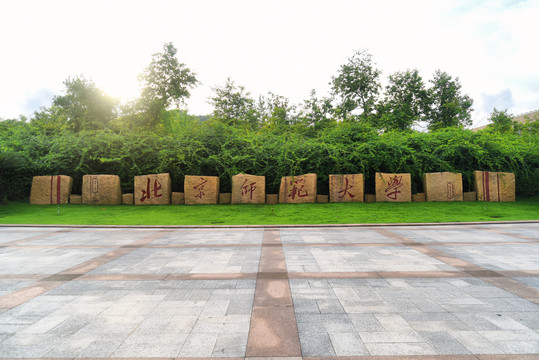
[{"x1": 0, "y1": 197, "x2": 538, "y2": 226}]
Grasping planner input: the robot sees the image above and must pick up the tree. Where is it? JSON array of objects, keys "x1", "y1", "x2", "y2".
[
  {"x1": 258, "y1": 92, "x2": 297, "y2": 131},
  {"x1": 331, "y1": 50, "x2": 381, "y2": 119},
  {"x1": 426, "y1": 70, "x2": 473, "y2": 131},
  {"x1": 297, "y1": 89, "x2": 335, "y2": 134},
  {"x1": 137, "y1": 42, "x2": 198, "y2": 127},
  {"x1": 208, "y1": 77, "x2": 257, "y2": 128},
  {"x1": 52, "y1": 76, "x2": 118, "y2": 131},
  {"x1": 487, "y1": 108, "x2": 515, "y2": 132},
  {"x1": 377, "y1": 69, "x2": 430, "y2": 131}
]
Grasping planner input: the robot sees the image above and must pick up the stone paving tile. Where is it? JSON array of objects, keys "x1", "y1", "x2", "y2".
[
  {"x1": 391, "y1": 227, "x2": 531, "y2": 244},
  {"x1": 1, "y1": 224, "x2": 538, "y2": 358},
  {"x1": 0, "y1": 278, "x2": 255, "y2": 358},
  {"x1": 285, "y1": 246, "x2": 457, "y2": 273},
  {"x1": 513, "y1": 276, "x2": 539, "y2": 290},
  {"x1": 434, "y1": 244, "x2": 539, "y2": 271},
  {"x1": 153, "y1": 229, "x2": 264, "y2": 245},
  {"x1": 87, "y1": 247, "x2": 261, "y2": 274},
  {"x1": 290, "y1": 277, "x2": 539, "y2": 356},
  {"x1": 0, "y1": 247, "x2": 114, "y2": 274},
  {"x1": 281, "y1": 229, "x2": 398, "y2": 244}
]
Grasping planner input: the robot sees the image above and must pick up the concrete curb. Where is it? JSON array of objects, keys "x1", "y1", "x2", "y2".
[{"x1": 0, "y1": 220, "x2": 538, "y2": 229}]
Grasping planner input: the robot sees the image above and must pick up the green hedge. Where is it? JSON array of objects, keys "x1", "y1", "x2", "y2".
[{"x1": 1, "y1": 120, "x2": 537, "y2": 201}]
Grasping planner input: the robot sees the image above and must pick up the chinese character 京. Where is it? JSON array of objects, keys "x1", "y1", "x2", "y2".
[
  {"x1": 194, "y1": 178, "x2": 208, "y2": 199},
  {"x1": 385, "y1": 175, "x2": 403, "y2": 200},
  {"x1": 288, "y1": 177, "x2": 309, "y2": 200},
  {"x1": 241, "y1": 179, "x2": 257, "y2": 200},
  {"x1": 140, "y1": 178, "x2": 163, "y2": 202}
]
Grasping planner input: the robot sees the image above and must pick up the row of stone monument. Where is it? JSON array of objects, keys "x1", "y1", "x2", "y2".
[{"x1": 29, "y1": 171, "x2": 516, "y2": 205}]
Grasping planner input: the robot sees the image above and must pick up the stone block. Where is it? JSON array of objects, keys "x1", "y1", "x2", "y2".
[
  {"x1": 134, "y1": 173, "x2": 171, "y2": 205},
  {"x1": 473, "y1": 171, "x2": 515, "y2": 201},
  {"x1": 423, "y1": 172, "x2": 463, "y2": 201},
  {"x1": 364, "y1": 194, "x2": 376, "y2": 203},
  {"x1": 266, "y1": 194, "x2": 278, "y2": 205},
  {"x1": 69, "y1": 194, "x2": 81, "y2": 204},
  {"x1": 329, "y1": 174, "x2": 364, "y2": 203},
  {"x1": 412, "y1": 193, "x2": 425, "y2": 202},
  {"x1": 30, "y1": 175, "x2": 73, "y2": 205},
  {"x1": 122, "y1": 193, "x2": 133, "y2": 205},
  {"x1": 231, "y1": 173, "x2": 266, "y2": 204},
  {"x1": 317, "y1": 195, "x2": 329, "y2": 203},
  {"x1": 463, "y1": 191, "x2": 477, "y2": 202},
  {"x1": 171, "y1": 192, "x2": 185, "y2": 205},
  {"x1": 279, "y1": 173, "x2": 317, "y2": 204},
  {"x1": 219, "y1": 193, "x2": 231, "y2": 204},
  {"x1": 82, "y1": 175, "x2": 122, "y2": 205},
  {"x1": 184, "y1": 175, "x2": 220, "y2": 205},
  {"x1": 375, "y1": 173, "x2": 412, "y2": 202}
]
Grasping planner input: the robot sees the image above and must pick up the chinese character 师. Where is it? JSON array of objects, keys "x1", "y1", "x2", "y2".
[{"x1": 241, "y1": 179, "x2": 257, "y2": 200}]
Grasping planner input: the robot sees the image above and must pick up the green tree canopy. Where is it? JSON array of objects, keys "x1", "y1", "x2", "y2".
[
  {"x1": 377, "y1": 69, "x2": 430, "y2": 131},
  {"x1": 487, "y1": 108, "x2": 515, "y2": 132},
  {"x1": 208, "y1": 77, "x2": 257, "y2": 128},
  {"x1": 331, "y1": 50, "x2": 381, "y2": 120},
  {"x1": 137, "y1": 42, "x2": 199, "y2": 127},
  {"x1": 426, "y1": 70, "x2": 474, "y2": 131},
  {"x1": 52, "y1": 76, "x2": 118, "y2": 131}
]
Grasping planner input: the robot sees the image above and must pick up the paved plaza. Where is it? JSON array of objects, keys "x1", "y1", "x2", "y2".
[{"x1": 0, "y1": 223, "x2": 538, "y2": 359}]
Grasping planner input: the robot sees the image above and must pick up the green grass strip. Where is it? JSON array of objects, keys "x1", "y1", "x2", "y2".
[{"x1": 1, "y1": 198, "x2": 538, "y2": 226}]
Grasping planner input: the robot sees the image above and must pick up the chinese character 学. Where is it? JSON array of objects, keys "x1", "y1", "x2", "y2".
[
  {"x1": 241, "y1": 179, "x2": 257, "y2": 200},
  {"x1": 140, "y1": 178, "x2": 163, "y2": 202},
  {"x1": 385, "y1": 175, "x2": 403, "y2": 200},
  {"x1": 288, "y1": 177, "x2": 309, "y2": 200},
  {"x1": 194, "y1": 178, "x2": 208, "y2": 199},
  {"x1": 338, "y1": 178, "x2": 355, "y2": 199}
]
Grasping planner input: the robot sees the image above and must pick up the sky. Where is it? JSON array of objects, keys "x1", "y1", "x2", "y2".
[{"x1": 1, "y1": 0, "x2": 538, "y2": 128}]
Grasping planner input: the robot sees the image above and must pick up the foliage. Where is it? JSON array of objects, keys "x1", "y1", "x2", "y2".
[
  {"x1": 331, "y1": 49, "x2": 381, "y2": 119},
  {"x1": 208, "y1": 77, "x2": 258, "y2": 129},
  {"x1": 487, "y1": 108, "x2": 515, "y2": 133},
  {"x1": 136, "y1": 42, "x2": 198, "y2": 127},
  {"x1": 1, "y1": 116, "x2": 537, "y2": 201},
  {"x1": 426, "y1": 70, "x2": 474, "y2": 130},
  {"x1": 52, "y1": 76, "x2": 118, "y2": 131},
  {"x1": 376, "y1": 69, "x2": 430, "y2": 131}
]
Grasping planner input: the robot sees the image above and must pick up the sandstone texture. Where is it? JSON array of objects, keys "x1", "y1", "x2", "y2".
[
  {"x1": 423, "y1": 172, "x2": 463, "y2": 202},
  {"x1": 375, "y1": 173, "x2": 412, "y2": 202},
  {"x1": 30, "y1": 175, "x2": 73, "y2": 205},
  {"x1": 413, "y1": 193, "x2": 426, "y2": 202},
  {"x1": 279, "y1": 174, "x2": 317, "y2": 204},
  {"x1": 364, "y1": 194, "x2": 376, "y2": 203},
  {"x1": 266, "y1": 194, "x2": 278, "y2": 205},
  {"x1": 82, "y1": 175, "x2": 122, "y2": 205},
  {"x1": 184, "y1": 175, "x2": 220, "y2": 205},
  {"x1": 317, "y1": 195, "x2": 329, "y2": 203},
  {"x1": 171, "y1": 192, "x2": 185, "y2": 205},
  {"x1": 219, "y1": 193, "x2": 231, "y2": 204},
  {"x1": 69, "y1": 194, "x2": 82, "y2": 204},
  {"x1": 329, "y1": 174, "x2": 364, "y2": 203},
  {"x1": 122, "y1": 194, "x2": 134, "y2": 205},
  {"x1": 463, "y1": 192, "x2": 477, "y2": 202},
  {"x1": 231, "y1": 174, "x2": 266, "y2": 204},
  {"x1": 473, "y1": 171, "x2": 515, "y2": 202},
  {"x1": 134, "y1": 173, "x2": 171, "y2": 205}
]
